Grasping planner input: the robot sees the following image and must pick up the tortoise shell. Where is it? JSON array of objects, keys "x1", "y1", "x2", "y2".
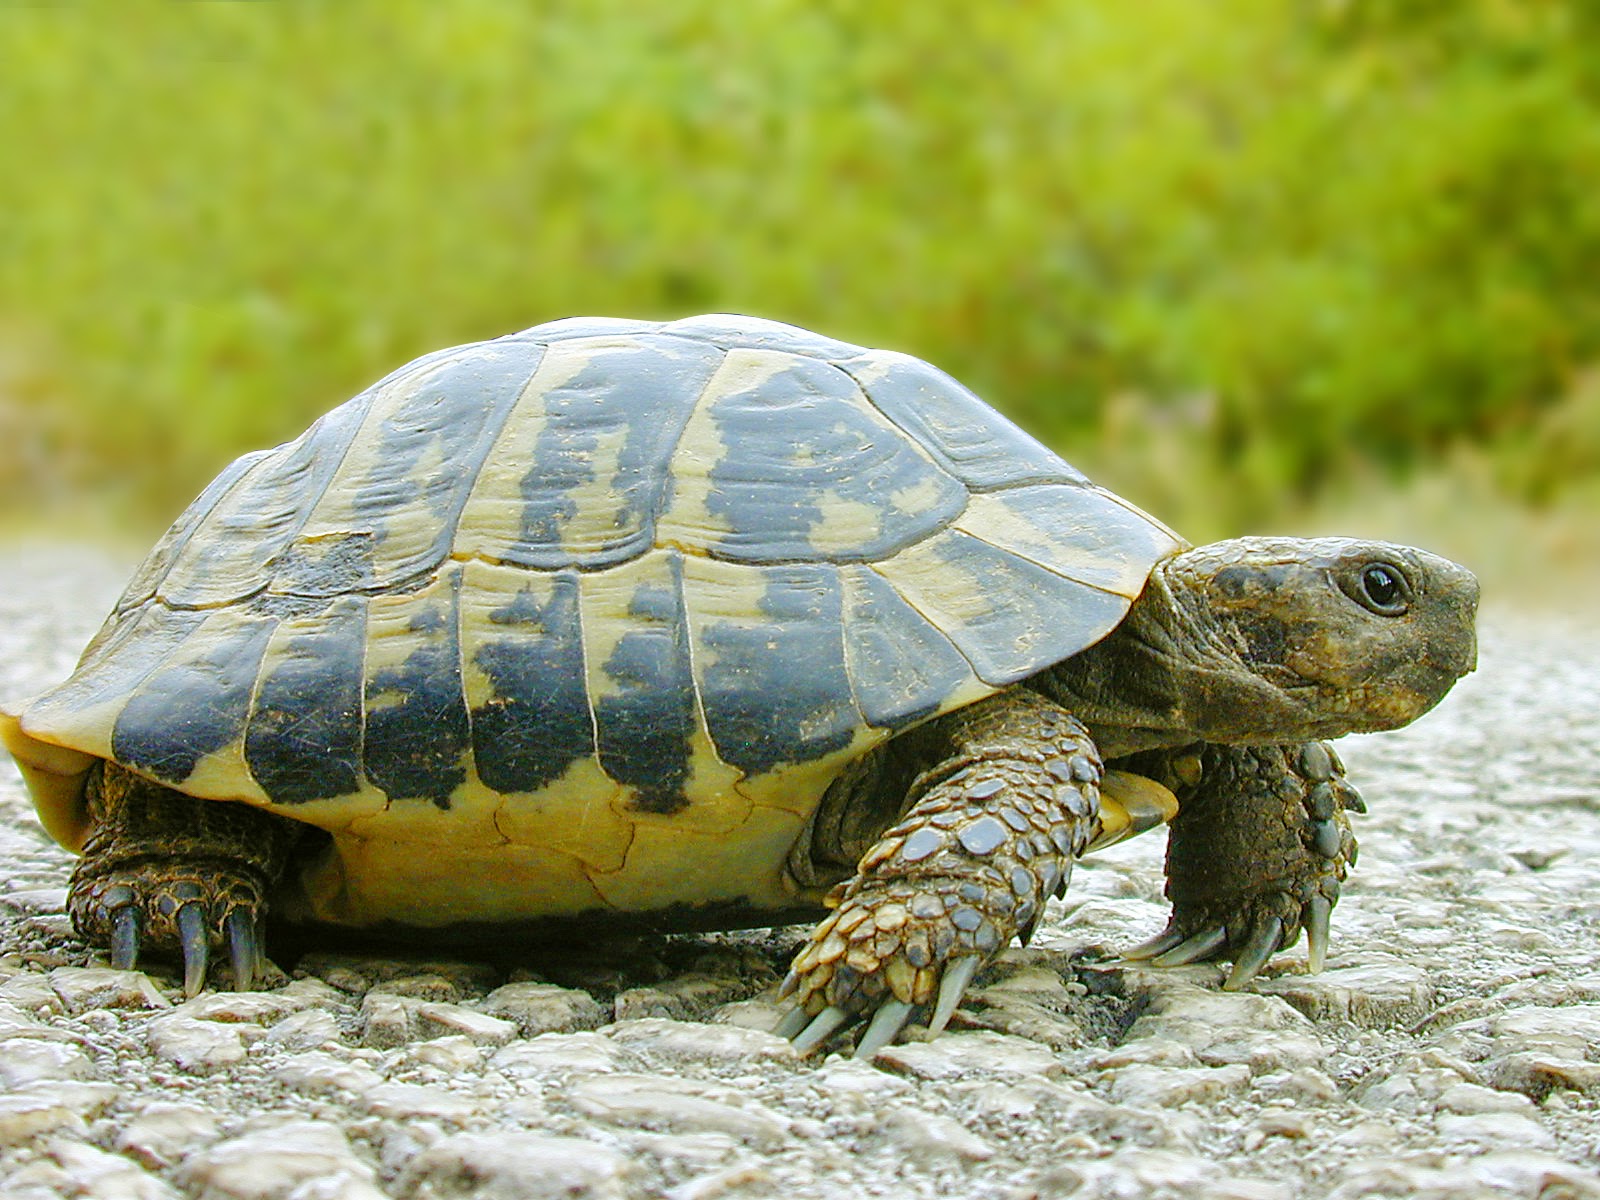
[{"x1": 3, "y1": 315, "x2": 1183, "y2": 929}]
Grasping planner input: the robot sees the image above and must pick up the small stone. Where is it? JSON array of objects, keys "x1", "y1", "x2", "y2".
[
  {"x1": 1253, "y1": 1068, "x2": 1340, "y2": 1104},
  {"x1": 566, "y1": 1074, "x2": 789, "y2": 1149},
  {"x1": 490, "y1": 1031, "x2": 634, "y2": 1080},
  {"x1": 1436, "y1": 1111, "x2": 1556, "y2": 1151},
  {"x1": 415, "y1": 1001, "x2": 517, "y2": 1046},
  {"x1": 146, "y1": 1014, "x2": 249, "y2": 1071},
  {"x1": 0, "y1": 1037, "x2": 98, "y2": 1087},
  {"x1": 1088, "y1": 1037, "x2": 1199, "y2": 1070},
  {"x1": 175, "y1": 1121, "x2": 379, "y2": 1200},
  {"x1": 1125, "y1": 985, "x2": 1326, "y2": 1072},
  {"x1": 1485, "y1": 1051, "x2": 1600, "y2": 1096},
  {"x1": 395, "y1": 1131, "x2": 635, "y2": 1200},
  {"x1": 174, "y1": 978, "x2": 344, "y2": 1025},
  {"x1": 1103, "y1": 1063, "x2": 1252, "y2": 1108},
  {"x1": 478, "y1": 982, "x2": 607, "y2": 1036},
  {"x1": 666, "y1": 1165, "x2": 774, "y2": 1200},
  {"x1": 1437, "y1": 1081, "x2": 1534, "y2": 1115},
  {"x1": 1257, "y1": 963, "x2": 1434, "y2": 1027},
  {"x1": 877, "y1": 1107, "x2": 994, "y2": 1162},
  {"x1": 272, "y1": 1051, "x2": 386, "y2": 1096},
  {"x1": 0, "y1": 1092, "x2": 83, "y2": 1147},
  {"x1": 875, "y1": 1030, "x2": 1062, "y2": 1081},
  {"x1": 0, "y1": 972, "x2": 62, "y2": 1014},
  {"x1": 359, "y1": 991, "x2": 420, "y2": 1048},
  {"x1": 48, "y1": 967, "x2": 170, "y2": 1013},
  {"x1": 115, "y1": 1102, "x2": 223, "y2": 1169},
  {"x1": 47, "y1": 1139, "x2": 178, "y2": 1200},
  {"x1": 604, "y1": 1017, "x2": 795, "y2": 1064},
  {"x1": 262, "y1": 1008, "x2": 344, "y2": 1051},
  {"x1": 369, "y1": 973, "x2": 461, "y2": 1003},
  {"x1": 360, "y1": 1082, "x2": 481, "y2": 1125},
  {"x1": 399, "y1": 1034, "x2": 483, "y2": 1075}
]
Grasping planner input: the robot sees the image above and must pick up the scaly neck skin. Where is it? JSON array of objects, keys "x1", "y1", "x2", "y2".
[{"x1": 1031, "y1": 560, "x2": 1238, "y2": 758}]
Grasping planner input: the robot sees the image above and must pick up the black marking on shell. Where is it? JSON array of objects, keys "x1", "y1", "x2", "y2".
[
  {"x1": 110, "y1": 613, "x2": 278, "y2": 785},
  {"x1": 697, "y1": 564, "x2": 858, "y2": 777},
  {"x1": 510, "y1": 337, "x2": 720, "y2": 569},
  {"x1": 362, "y1": 569, "x2": 470, "y2": 808},
  {"x1": 702, "y1": 354, "x2": 966, "y2": 562},
  {"x1": 159, "y1": 394, "x2": 377, "y2": 607},
  {"x1": 840, "y1": 565, "x2": 975, "y2": 729},
  {"x1": 338, "y1": 345, "x2": 545, "y2": 590},
  {"x1": 594, "y1": 554, "x2": 697, "y2": 814},
  {"x1": 470, "y1": 572, "x2": 593, "y2": 796},
  {"x1": 846, "y1": 352, "x2": 1086, "y2": 491},
  {"x1": 38, "y1": 605, "x2": 209, "y2": 732},
  {"x1": 246, "y1": 596, "x2": 367, "y2": 804}
]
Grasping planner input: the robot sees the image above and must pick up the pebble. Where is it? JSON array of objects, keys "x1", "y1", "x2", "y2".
[
  {"x1": 1122, "y1": 984, "x2": 1327, "y2": 1072},
  {"x1": 478, "y1": 981, "x2": 607, "y2": 1036},
  {"x1": 145, "y1": 1014, "x2": 250, "y2": 1071},
  {"x1": 604, "y1": 1017, "x2": 795, "y2": 1065},
  {"x1": 46, "y1": 1139, "x2": 179, "y2": 1200},
  {"x1": 875, "y1": 1106, "x2": 994, "y2": 1163},
  {"x1": 1256, "y1": 961, "x2": 1435, "y2": 1027},
  {"x1": 173, "y1": 1121, "x2": 379, "y2": 1200},
  {"x1": 48, "y1": 967, "x2": 170, "y2": 1013},
  {"x1": 395, "y1": 1131, "x2": 636, "y2": 1200},
  {"x1": 114, "y1": 1102, "x2": 223, "y2": 1169},
  {"x1": 874, "y1": 1030, "x2": 1063, "y2": 1080},
  {"x1": 1101, "y1": 1062, "x2": 1252, "y2": 1108},
  {"x1": 566, "y1": 1074, "x2": 791, "y2": 1149}
]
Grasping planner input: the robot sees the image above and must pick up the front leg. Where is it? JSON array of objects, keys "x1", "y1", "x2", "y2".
[
  {"x1": 1121, "y1": 741, "x2": 1361, "y2": 988},
  {"x1": 777, "y1": 689, "x2": 1102, "y2": 1057}
]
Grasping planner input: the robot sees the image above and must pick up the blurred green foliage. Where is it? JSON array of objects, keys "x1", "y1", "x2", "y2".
[{"x1": 1, "y1": 0, "x2": 1597, "y2": 539}]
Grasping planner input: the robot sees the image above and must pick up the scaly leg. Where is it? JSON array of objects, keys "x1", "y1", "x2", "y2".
[
  {"x1": 1120, "y1": 741, "x2": 1360, "y2": 987},
  {"x1": 777, "y1": 690, "x2": 1102, "y2": 1057},
  {"x1": 70, "y1": 762, "x2": 300, "y2": 995}
]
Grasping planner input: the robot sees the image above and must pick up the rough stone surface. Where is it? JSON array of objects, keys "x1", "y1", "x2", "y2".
[{"x1": 3, "y1": 545, "x2": 1600, "y2": 1198}]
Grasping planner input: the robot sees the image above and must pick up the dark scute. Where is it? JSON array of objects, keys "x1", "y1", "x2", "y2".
[
  {"x1": 41, "y1": 604, "x2": 209, "y2": 721},
  {"x1": 595, "y1": 559, "x2": 696, "y2": 814},
  {"x1": 471, "y1": 572, "x2": 594, "y2": 796},
  {"x1": 699, "y1": 564, "x2": 858, "y2": 777},
  {"x1": 660, "y1": 314, "x2": 866, "y2": 361},
  {"x1": 510, "y1": 337, "x2": 722, "y2": 569},
  {"x1": 161, "y1": 394, "x2": 376, "y2": 608},
  {"x1": 704, "y1": 355, "x2": 965, "y2": 562},
  {"x1": 112, "y1": 614, "x2": 278, "y2": 785},
  {"x1": 246, "y1": 596, "x2": 366, "y2": 804},
  {"x1": 340, "y1": 345, "x2": 545, "y2": 589},
  {"x1": 362, "y1": 571, "x2": 470, "y2": 808},
  {"x1": 110, "y1": 448, "x2": 272, "y2": 617},
  {"x1": 842, "y1": 565, "x2": 975, "y2": 729},
  {"x1": 847, "y1": 353, "x2": 1087, "y2": 491}
]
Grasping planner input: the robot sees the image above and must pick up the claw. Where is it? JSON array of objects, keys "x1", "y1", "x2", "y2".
[
  {"x1": 928, "y1": 955, "x2": 980, "y2": 1037},
  {"x1": 1121, "y1": 926, "x2": 1186, "y2": 963},
  {"x1": 109, "y1": 904, "x2": 140, "y2": 972},
  {"x1": 772, "y1": 1005, "x2": 812, "y2": 1040},
  {"x1": 1305, "y1": 895, "x2": 1332, "y2": 973},
  {"x1": 225, "y1": 909, "x2": 257, "y2": 992},
  {"x1": 776, "y1": 969, "x2": 800, "y2": 1002},
  {"x1": 176, "y1": 902, "x2": 210, "y2": 998},
  {"x1": 1223, "y1": 916, "x2": 1283, "y2": 990},
  {"x1": 1150, "y1": 926, "x2": 1227, "y2": 967},
  {"x1": 854, "y1": 999, "x2": 916, "y2": 1059},
  {"x1": 791, "y1": 1005, "x2": 853, "y2": 1055}
]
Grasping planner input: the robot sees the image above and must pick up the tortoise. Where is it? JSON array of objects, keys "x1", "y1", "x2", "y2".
[{"x1": 0, "y1": 314, "x2": 1478, "y2": 1057}]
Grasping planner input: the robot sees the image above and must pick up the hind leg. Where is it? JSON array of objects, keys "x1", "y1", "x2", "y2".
[{"x1": 71, "y1": 761, "x2": 300, "y2": 995}]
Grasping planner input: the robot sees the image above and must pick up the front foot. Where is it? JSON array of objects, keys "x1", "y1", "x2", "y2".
[
  {"x1": 71, "y1": 863, "x2": 268, "y2": 996},
  {"x1": 775, "y1": 706, "x2": 1099, "y2": 1057},
  {"x1": 1120, "y1": 741, "x2": 1361, "y2": 989}
]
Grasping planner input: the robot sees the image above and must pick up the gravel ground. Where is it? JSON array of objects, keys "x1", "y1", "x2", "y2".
[{"x1": 1, "y1": 542, "x2": 1598, "y2": 1200}]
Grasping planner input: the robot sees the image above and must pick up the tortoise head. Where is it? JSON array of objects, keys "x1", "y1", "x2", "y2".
[{"x1": 1135, "y1": 536, "x2": 1478, "y2": 745}]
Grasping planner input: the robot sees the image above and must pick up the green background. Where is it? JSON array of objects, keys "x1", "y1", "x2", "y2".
[{"x1": 2, "y1": 1, "x2": 1595, "y2": 584}]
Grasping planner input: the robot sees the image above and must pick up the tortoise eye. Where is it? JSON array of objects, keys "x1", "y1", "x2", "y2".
[{"x1": 1357, "y1": 563, "x2": 1409, "y2": 615}]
